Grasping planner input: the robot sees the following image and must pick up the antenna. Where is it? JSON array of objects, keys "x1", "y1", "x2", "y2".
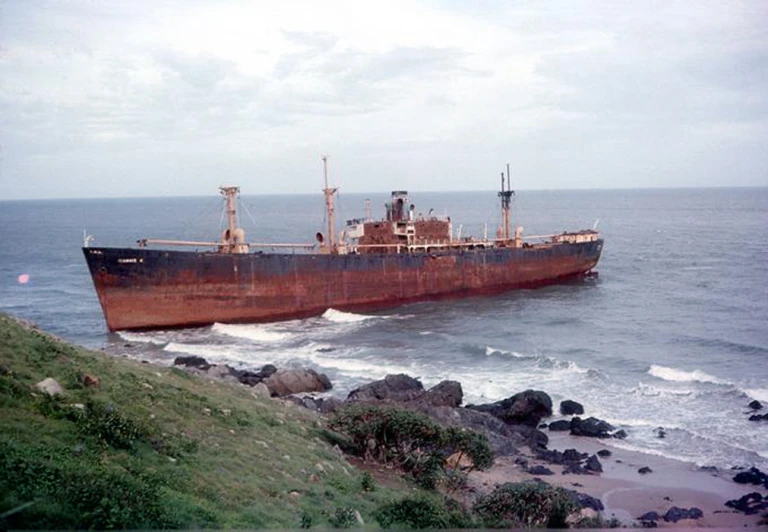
[
  {"x1": 592, "y1": 219, "x2": 600, "y2": 231},
  {"x1": 83, "y1": 229, "x2": 94, "y2": 248},
  {"x1": 498, "y1": 164, "x2": 514, "y2": 240}
]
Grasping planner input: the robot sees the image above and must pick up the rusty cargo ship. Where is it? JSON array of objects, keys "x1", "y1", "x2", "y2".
[{"x1": 84, "y1": 160, "x2": 603, "y2": 332}]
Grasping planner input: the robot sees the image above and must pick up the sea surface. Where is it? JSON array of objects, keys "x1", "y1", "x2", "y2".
[{"x1": 1, "y1": 187, "x2": 767, "y2": 470}]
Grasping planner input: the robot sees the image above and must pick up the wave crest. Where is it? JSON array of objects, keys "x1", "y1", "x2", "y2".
[
  {"x1": 212, "y1": 322, "x2": 291, "y2": 343},
  {"x1": 648, "y1": 364, "x2": 730, "y2": 385},
  {"x1": 322, "y1": 308, "x2": 379, "y2": 323}
]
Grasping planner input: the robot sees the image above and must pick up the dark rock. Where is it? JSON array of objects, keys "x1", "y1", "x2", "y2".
[
  {"x1": 421, "y1": 380, "x2": 462, "y2": 407},
  {"x1": 538, "y1": 423, "x2": 548, "y2": 429},
  {"x1": 259, "y1": 364, "x2": 278, "y2": 378},
  {"x1": 663, "y1": 506, "x2": 703, "y2": 522},
  {"x1": 748, "y1": 413, "x2": 768, "y2": 421},
  {"x1": 570, "y1": 416, "x2": 615, "y2": 438},
  {"x1": 467, "y1": 389, "x2": 553, "y2": 427},
  {"x1": 173, "y1": 355, "x2": 211, "y2": 370},
  {"x1": 596, "y1": 449, "x2": 612, "y2": 458},
  {"x1": 638, "y1": 511, "x2": 660, "y2": 522},
  {"x1": 562, "y1": 463, "x2": 588, "y2": 475},
  {"x1": 655, "y1": 427, "x2": 666, "y2": 439},
  {"x1": 585, "y1": 454, "x2": 603, "y2": 473},
  {"x1": 548, "y1": 420, "x2": 571, "y2": 431},
  {"x1": 537, "y1": 449, "x2": 564, "y2": 465},
  {"x1": 0, "y1": 365, "x2": 9, "y2": 376},
  {"x1": 315, "y1": 347, "x2": 335, "y2": 353},
  {"x1": 411, "y1": 403, "x2": 546, "y2": 456},
  {"x1": 725, "y1": 492, "x2": 766, "y2": 515},
  {"x1": 514, "y1": 457, "x2": 528, "y2": 467},
  {"x1": 612, "y1": 429, "x2": 628, "y2": 439},
  {"x1": 748, "y1": 400, "x2": 763, "y2": 411},
  {"x1": 563, "y1": 448, "x2": 588, "y2": 463},
  {"x1": 568, "y1": 490, "x2": 604, "y2": 511},
  {"x1": 317, "y1": 397, "x2": 344, "y2": 414},
  {"x1": 346, "y1": 374, "x2": 424, "y2": 403},
  {"x1": 301, "y1": 397, "x2": 319, "y2": 410},
  {"x1": 560, "y1": 399, "x2": 584, "y2": 416},
  {"x1": 638, "y1": 466, "x2": 653, "y2": 474},
  {"x1": 265, "y1": 368, "x2": 332, "y2": 397},
  {"x1": 733, "y1": 467, "x2": 768, "y2": 487},
  {"x1": 527, "y1": 465, "x2": 554, "y2": 476}
]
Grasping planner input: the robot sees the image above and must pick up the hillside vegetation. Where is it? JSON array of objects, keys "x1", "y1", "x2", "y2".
[{"x1": 0, "y1": 314, "x2": 414, "y2": 529}]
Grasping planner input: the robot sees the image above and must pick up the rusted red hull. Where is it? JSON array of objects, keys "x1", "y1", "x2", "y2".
[{"x1": 83, "y1": 240, "x2": 603, "y2": 331}]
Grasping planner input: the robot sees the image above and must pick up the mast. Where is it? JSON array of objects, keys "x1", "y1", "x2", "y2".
[
  {"x1": 322, "y1": 156, "x2": 338, "y2": 252},
  {"x1": 219, "y1": 185, "x2": 246, "y2": 253},
  {"x1": 498, "y1": 164, "x2": 514, "y2": 241}
]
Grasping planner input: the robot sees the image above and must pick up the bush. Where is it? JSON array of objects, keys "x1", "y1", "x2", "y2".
[
  {"x1": 75, "y1": 399, "x2": 144, "y2": 449},
  {"x1": 473, "y1": 482, "x2": 579, "y2": 528},
  {"x1": 329, "y1": 405, "x2": 493, "y2": 489},
  {"x1": 329, "y1": 507, "x2": 357, "y2": 528},
  {"x1": 374, "y1": 495, "x2": 474, "y2": 529}
]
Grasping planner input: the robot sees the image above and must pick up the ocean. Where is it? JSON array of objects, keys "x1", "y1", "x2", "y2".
[{"x1": 1, "y1": 187, "x2": 767, "y2": 471}]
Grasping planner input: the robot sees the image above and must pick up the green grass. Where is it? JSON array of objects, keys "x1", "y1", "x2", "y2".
[{"x1": 0, "y1": 314, "x2": 415, "y2": 529}]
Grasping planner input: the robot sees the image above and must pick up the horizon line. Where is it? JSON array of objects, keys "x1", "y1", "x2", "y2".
[{"x1": 2, "y1": 183, "x2": 767, "y2": 202}]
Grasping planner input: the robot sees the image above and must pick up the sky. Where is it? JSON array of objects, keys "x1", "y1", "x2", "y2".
[{"x1": 1, "y1": 0, "x2": 767, "y2": 199}]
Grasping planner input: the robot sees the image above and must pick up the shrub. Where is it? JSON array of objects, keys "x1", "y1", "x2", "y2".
[
  {"x1": 75, "y1": 399, "x2": 144, "y2": 449},
  {"x1": 329, "y1": 507, "x2": 357, "y2": 528},
  {"x1": 360, "y1": 471, "x2": 375, "y2": 492},
  {"x1": 473, "y1": 482, "x2": 579, "y2": 528},
  {"x1": 374, "y1": 495, "x2": 474, "y2": 529},
  {"x1": 328, "y1": 405, "x2": 493, "y2": 489}
]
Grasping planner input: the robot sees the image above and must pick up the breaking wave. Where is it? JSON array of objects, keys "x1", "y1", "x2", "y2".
[
  {"x1": 322, "y1": 308, "x2": 380, "y2": 323},
  {"x1": 742, "y1": 388, "x2": 768, "y2": 403},
  {"x1": 632, "y1": 382, "x2": 695, "y2": 397},
  {"x1": 117, "y1": 331, "x2": 165, "y2": 345},
  {"x1": 648, "y1": 364, "x2": 730, "y2": 385},
  {"x1": 485, "y1": 346, "x2": 530, "y2": 358},
  {"x1": 212, "y1": 322, "x2": 292, "y2": 343}
]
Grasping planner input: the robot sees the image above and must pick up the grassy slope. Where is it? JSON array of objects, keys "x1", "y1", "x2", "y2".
[{"x1": 0, "y1": 314, "x2": 412, "y2": 529}]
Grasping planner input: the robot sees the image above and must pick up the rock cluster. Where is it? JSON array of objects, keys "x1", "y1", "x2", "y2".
[
  {"x1": 172, "y1": 356, "x2": 331, "y2": 397},
  {"x1": 732, "y1": 467, "x2": 768, "y2": 489},
  {"x1": 638, "y1": 506, "x2": 703, "y2": 524}
]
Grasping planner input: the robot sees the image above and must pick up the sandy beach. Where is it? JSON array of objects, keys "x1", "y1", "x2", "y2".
[{"x1": 468, "y1": 433, "x2": 766, "y2": 528}]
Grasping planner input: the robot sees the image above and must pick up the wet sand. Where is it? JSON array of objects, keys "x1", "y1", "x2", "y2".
[{"x1": 468, "y1": 433, "x2": 766, "y2": 528}]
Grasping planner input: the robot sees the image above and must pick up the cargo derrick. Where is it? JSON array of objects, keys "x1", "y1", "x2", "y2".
[{"x1": 83, "y1": 160, "x2": 603, "y2": 331}]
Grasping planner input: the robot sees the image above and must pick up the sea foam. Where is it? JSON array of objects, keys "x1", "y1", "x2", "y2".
[
  {"x1": 322, "y1": 308, "x2": 378, "y2": 323},
  {"x1": 212, "y1": 322, "x2": 292, "y2": 343},
  {"x1": 648, "y1": 364, "x2": 730, "y2": 385}
]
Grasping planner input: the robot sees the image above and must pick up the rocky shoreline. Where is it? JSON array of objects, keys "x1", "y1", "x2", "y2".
[{"x1": 172, "y1": 355, "x2": 768, "y2": 527}]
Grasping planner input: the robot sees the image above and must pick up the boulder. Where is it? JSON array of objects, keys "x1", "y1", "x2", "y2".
[
  {"x1": 568, "y1": 490, "x2": 604, "y2": 512},
  {"x1": 346, "y1": 374, "x2": 424, "y2": 403},
  {"x1": 748, "y1": 413, "x2": 768, "y2": 421},
  {"x1": 563, "y1": 449, "x2": 588, "y2": 463},
  {"x1": 596, "y1": 449, "x2": 612, "y2": 458},
  {"x1": 548, "y1": 420, "x2": 571, "y2": 432},
  {"x1": 663, "y1": 506, "x2": 703, "y2": 522},
  {"x1": 725, "y1": 492, "x2": 766, "y2": 515},
  {"x1": 467, "y1": 389, "x2": 553, "y2": 427},
  {"x1": 232, "y1": 364, "x2": 279, "y2": 386},
  {"x1": 638, "y1": 511, "x2": 660, "y2": 522},
  {"x1": 265, "y1": 368, "x2": 332, "y2": 397},
  {"x1": 638, "y1": 466, "x2": 653, "y2": 475},
  {"x1": 527, "y1": 465, "x2": 554, "y2": 476},
  {"x1": 560, "y1": 399, "x2": 584, "y2": 416},
  {"x1": 613, "y1": 429, "x2": 628, "y2": 439},
  {"x1": 585, "y1": 455, "x2": 602, "y2": 473},
  {"x1": 173, "y1": 355, "x2": 211, "y2": 370},
  {"x1": 317, "y1": 397, "x2": 344, "y2": 414},
  {"x1": 748, "y1": 400, "x2": 763, "y2": 411},
  {"x1": 421, "y1": 380, "x2": 463, "y2": 407},
  {"x1": 35, "y1": 378, "x2": 63, "y2": 397},
  {"x1": 251, "y1": 382, "x2": 271, "y2": 399},
  {"x1": 732, "y1": 467, "x2": 768, "y2": 488},
  {"x1": 570, "y1": 416, "x2": 615, "y2": 438}
]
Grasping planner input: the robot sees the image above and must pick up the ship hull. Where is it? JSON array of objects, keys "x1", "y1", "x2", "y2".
[{"x1": 83, "y1": 240, "x2": 603, "y2": 331}]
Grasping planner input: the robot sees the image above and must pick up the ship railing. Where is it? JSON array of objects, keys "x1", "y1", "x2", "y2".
[{"x1": 137, "y1": 239, "x2": 316, "y2": 250}]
